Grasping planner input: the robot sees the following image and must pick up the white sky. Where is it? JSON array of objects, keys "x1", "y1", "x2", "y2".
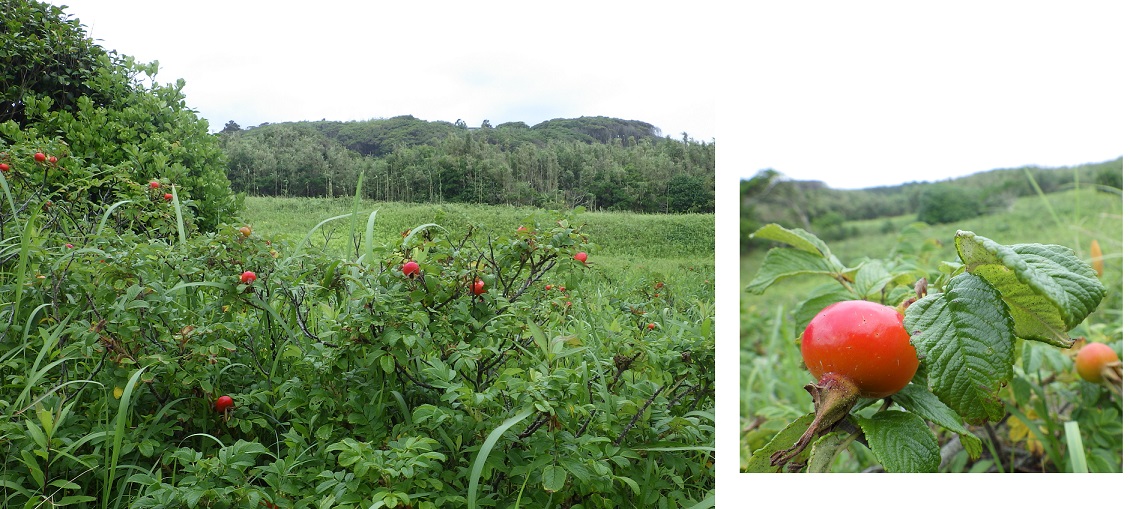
[
  {"x1": 719, "y1": 1, "x2": 1126, "y2": 189},
  {"x1": 58, "y1": 0, "x2": 715, "y2": 142}
]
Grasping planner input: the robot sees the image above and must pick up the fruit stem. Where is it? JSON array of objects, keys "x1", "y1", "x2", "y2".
[{"x1": 769, "y1": 372, "x2": 861, "y2": 469}]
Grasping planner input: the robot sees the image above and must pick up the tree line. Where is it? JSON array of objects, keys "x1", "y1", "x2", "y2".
[{"x1": 217, "y1": 116, "x2": 715, "y2": 213}]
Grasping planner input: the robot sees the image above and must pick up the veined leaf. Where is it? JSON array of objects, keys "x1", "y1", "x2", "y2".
[
  {"x1": 955, "y1": 231, "x2": 1105, "y2": 347},
  {"x1": 752, "y1": 224, "x2": 833, "y2": 257},
  {"x1": 892, "y1": 383, "x2": 982, "y2": 459},
  {"x1": 904, "y1": 272, "x2": 1013, "y2": 424},
  {"x1": 746, "y1": 248, "x2": 841, "y2": 295},
  {"x1": 857, "y1": 410, "x2": 940, "y2": 472},
  {"x1": 745, "y1": 414, "x2": 815, "y2": 472}
]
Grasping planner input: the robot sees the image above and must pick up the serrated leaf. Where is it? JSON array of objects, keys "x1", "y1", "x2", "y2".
[
  {"x1": 747, "y1": 248, "x2": 841, "y2": 295},
  {"x1": 904, "y1": 272, "x2": 1012, "y2": 424},
  {"x1": 752, "y1": 224, "x2": 832, "y2": 257},
  {"x1": 542, "y1": 465, "x2": 567, "y2": 492},
  {"x1": 955, "y1": 232, "x2": 1105, "y2": 347},
  {"x1": 745, "y1": 414, "x2": 815, "y2": 472},
  {"x1": 891, "y1": 383, "x2": 982, "y2": 459},
  {"x1": 857, "y1": 410, "x2": 940, "y2": 472},
  {"x1": 851, "y1": 259, "x2": 894, "y2": 301},
  {"x1": 806, "y1": 430, "x2": 853, "y2": 473}
]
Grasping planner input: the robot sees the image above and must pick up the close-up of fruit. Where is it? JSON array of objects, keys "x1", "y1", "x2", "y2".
[
  {"x1": 1076, "y1": 342, "x2": 1120, "y2": 384},
  {"x1": 402, "y1": 260, "x2": 420, "y2": 277},
  {"x1": 48, "y1": 155, "x2": 58, "y2": 163},
  {"x1": 163, "y1": 193, "x2": 174, "y2": 201},
  {"x1": 801, "y1": 299, "x2": 919, "y2": 398},
  {"x1": 0, "y1": 163, "x2": 9, "y2": 172},
  {"x1": 574, "y1": 252, "x2": 588, "y2": 263},
  {"x1": 238, "y1": 225, "x2": 252, "y2": 237},
  {"x1": 240, "y1": 271, "x2": 257, "y2": 284},
  {"x1": 149, "y1": 181, "x2": 161, "y2": 189},
  {"x1": 34, "y1": 152, "x2": 46, "y2": 162},
  {"x1": 215, "y1": 395, "x2": 235, "y2": 413},
  {"x1": 471, "y1": 278, "x2": 486, "y2": 295}
]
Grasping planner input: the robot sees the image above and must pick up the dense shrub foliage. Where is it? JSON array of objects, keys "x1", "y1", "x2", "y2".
[
  {"x1": 1, "y1": 0, "x2": 240, "y2": 232},
  {"x1": 1, "y1": 2, "x2": 715, "y2": 505}
]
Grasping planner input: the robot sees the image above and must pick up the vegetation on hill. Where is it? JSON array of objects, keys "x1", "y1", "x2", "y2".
[
  {"x1": 740, "y1": 158, "x2": 1122, "y2": 251},
  {"x1": 218, "y1": 116, "x2": 715, "y2": 214}
]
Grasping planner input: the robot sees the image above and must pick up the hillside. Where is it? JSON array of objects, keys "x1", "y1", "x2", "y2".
[
  {"x1": 217, "y1": 116, "x2": 715, "y2": 214},
  {"x1": 740, "y1": 157, "x2": 1122, "y2": 251}
]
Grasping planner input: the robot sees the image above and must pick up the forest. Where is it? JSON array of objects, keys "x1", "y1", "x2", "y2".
[
  {"x1": 217, "y1": 116, "x2": 716, "y2": 214},
  {"x1": 739, "y1": 157, "x2": 1123, "y2": 251}
]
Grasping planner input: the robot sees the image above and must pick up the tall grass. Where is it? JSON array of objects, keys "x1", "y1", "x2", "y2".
[{"x1": 238, "y1": 196, "x2": 713, "y2": 262}]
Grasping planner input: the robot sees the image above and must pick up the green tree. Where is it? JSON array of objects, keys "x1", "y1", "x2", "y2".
[{"x1": 917, "y1": 184, "x2": 981, "y2": 224}]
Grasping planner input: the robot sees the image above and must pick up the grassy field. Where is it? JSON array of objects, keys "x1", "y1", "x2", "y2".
[
  {"x1": 240, "y1": 195, "x2": 716, "y2": 293},
  {"x1": 740, "y1": 186, "x2": 1123, "y2": 472}
]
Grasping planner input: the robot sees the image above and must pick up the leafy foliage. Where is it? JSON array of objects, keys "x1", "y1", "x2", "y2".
[
  {"x1": 0, "y1": 0, "x2": 240, "y2": 232},
  {"x1": 745, "y1": 223, "x2": 1109, "y2": 472}
]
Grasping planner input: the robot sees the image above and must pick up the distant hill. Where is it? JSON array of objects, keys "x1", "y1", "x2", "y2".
[
  {"x1": 740, "y1": 157, "x2": 1122, "y2": 250},
  {"x1": 217, "y1": 115, "x2": 714, "y2": 213}
]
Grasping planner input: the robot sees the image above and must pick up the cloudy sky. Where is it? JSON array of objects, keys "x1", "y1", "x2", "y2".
[
  {"x1": 719, "y1": 1, "x2": 1125, "y2": 189},
  {"x1": 59, "y1": 0, "x2": 715, "y2": 142}
]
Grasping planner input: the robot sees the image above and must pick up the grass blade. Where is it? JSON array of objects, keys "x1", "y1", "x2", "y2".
[
  {"x1": 468, "y1": 406, "x2": 535, "y2": 509},
  {"x1": 102, "y1": 367, "x2": 147, "y2": 508},
  {"x1": 95, "y1": 200, "x2": 133, "y2": 236},
  {"x1": 171, "y1": 186, "x2": 187, "y2": 249},
  {"x1": 1064, "y1": 421, "x2": 1088, "y2": 473}
]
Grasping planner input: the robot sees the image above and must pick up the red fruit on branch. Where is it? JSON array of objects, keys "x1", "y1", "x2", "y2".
[
  {"x1": 240, "y1": 271, "x2": 256, "y2": 284},
  {"x1": 771, "y1": 300, "x2": 919, "y2": 469},
  {"x1": 215, "y1": 395, "x2": 234, "y2": 413},
  {"x1": 574, "y1": 252, "x2": 587, "y2": 263},
  {"x1": 34, "y1": 152, "x2": 46, "y2": 162},
  {"x1": 471, "y1": 278, "x2": 486, "y2": 295},
  {"x1": 402, "y1": 261, "x2": 420, "y2": 277},
  {"x1": 801, "y1": 300, "x2": 919, "y2": 399},
  {"x1": 1076, "y1": 341, "x2": 1121, "y2": 384}
]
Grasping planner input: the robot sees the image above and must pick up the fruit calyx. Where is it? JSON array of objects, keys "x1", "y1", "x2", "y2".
[{"x1": 769, "y1": 371, "x2": 861, "y2": 469}]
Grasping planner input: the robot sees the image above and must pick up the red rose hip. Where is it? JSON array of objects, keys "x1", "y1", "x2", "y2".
[
  {"x1": 215, "y1": 395, "x2": 234, "y2": 413},
  {"x1": 801, "y1": 300, "x2": 919, "y2": 398}
]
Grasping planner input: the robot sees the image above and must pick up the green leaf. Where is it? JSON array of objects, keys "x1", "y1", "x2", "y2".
[
  {"x1": 541, "y1": 465, "x2": 567, "y2": 493},
  {"x1": 857, "y1": 410, "x2": 940, "y2": 472},
  {"x1": 851, "y1": 259, "x2": 894, "y2": 301},
  {"x1": 891, "y1": 383, "x2": 982, "y2": 459},
  {"x1": 751, "y1": 224, "x2": 833, "y2": 257},
  {"x1": 745, "y1": 413, "x2": 814, "y2": 472},
  {"x1": 746, "y1": 248, "x2": 841, "y2": 295},
  {"x1": 955, "y1": 231, "x2": 1105, "y2": 347},
  {"x1": 904, "y1": 272, "x2": 1012, "y2": 424},
  {"x1": 805, "y1": 430, "x2": 853, "y2": 473}
]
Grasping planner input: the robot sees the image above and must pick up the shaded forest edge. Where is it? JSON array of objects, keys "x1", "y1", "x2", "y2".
[
  {"x1": 217, "y1": 116, "x2": 715, "y2": 214},
  {"x1": 740, "y1": 157, "x2": 1123, "y2": 251}
]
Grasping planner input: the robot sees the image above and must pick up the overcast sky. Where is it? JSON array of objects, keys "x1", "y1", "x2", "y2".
[
  {"x1": 58, "y1": 0, "x2": 715, "y2": 142},
  {"x1": 719, "y1": 1, "x2": 1126, "y2": 189}
]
